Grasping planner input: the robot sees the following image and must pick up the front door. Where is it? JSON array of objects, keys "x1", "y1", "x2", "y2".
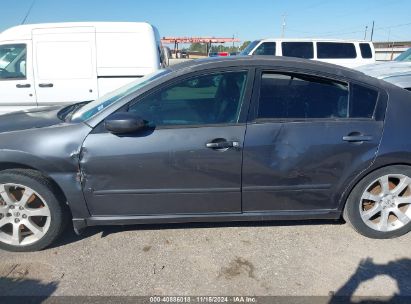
[
  {"x1": 0, "y1": 41, "x2": 37, "y2": 114},
  {"x1": 81, "y1": 69, "x2": 252, "y2": 216},
  {"x1": 242, "y1": 70, "x2": 385, "y2": 212}
]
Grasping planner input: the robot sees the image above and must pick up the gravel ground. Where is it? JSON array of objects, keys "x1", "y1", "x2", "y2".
[{"x1": 0, "y1": 220, "x2": 410, "y2": 299}]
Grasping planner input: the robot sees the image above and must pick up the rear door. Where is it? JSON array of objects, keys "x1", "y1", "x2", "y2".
[
  {"x1": 32, "y1": 26, "x2": 98, "y2": 105},
  {"x1": 242, "y1": 69, "x2": 385, "y2": 213}
]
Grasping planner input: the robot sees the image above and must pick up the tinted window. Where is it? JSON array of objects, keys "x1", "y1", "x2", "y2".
[
  {"x1": 253, "y1": 42, "x2": 276, "y2": 55},
  {"x1": 129, "y1": 71, "x2": 248, "y2": 126},
  {"x1": 258, "y1": 73, "x2": 348, "y2": 119},
  {"x1": 281, "y1": 42, "x2": 314, "y2": 59},
  {"x1": 360, "y1": 43, "x2": 373, "y2": 59},
  {"x1": 317, "y1": 42, "x2": 357, "y2": 59},
  {"x1": 350, "y1": 84, "x2": 378, "y2": 118},
  {"x1": 0, "y1": 44, "x2": 26, "y2": 80}
]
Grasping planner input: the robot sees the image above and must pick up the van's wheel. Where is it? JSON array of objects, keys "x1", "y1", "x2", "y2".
[
  {"x1": 344, "y1": 165, "x2": 411, "y2": 239},
  {"x1": 0, "y1": 170, "x2": 67, "y2": 252}
]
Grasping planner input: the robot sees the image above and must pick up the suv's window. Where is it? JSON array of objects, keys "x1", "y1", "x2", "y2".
[
  {"x1": 0, "y1": 44, "x2": 26, "y2": 80},
  {"x1": 129, "y1": 71, "x2": 248, "y2": 126},
  {"x1": 317, "y1": 42, "x2": 357, "y2": 59},
  {"x1": 350, "y1": 84, "x2": 378, "y2": 118},
  {"x1": 258, "y1": 72, "x2": 349, "y2": 119},
  {"x1": 359, "y1": 43, "x2": 373, "y2": 59},
  {"x1": 281, "y1": 42, "x2": 314, "y2": 59},
  {"x1": 254, "y1": 42, "x2": 276, "y2": 55}
]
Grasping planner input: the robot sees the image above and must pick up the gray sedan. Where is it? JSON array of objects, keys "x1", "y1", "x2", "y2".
[{"x1": 1, "y1": 56, "x2": 411, "y2": 251}]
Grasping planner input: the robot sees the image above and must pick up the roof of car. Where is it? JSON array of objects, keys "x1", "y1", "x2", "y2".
[{"x1": 168, "y1": 56, "x2": 381, "y2": 86}]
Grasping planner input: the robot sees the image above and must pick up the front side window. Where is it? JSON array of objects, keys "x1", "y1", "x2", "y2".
[
  {"x1": 317, "y1": 42, "x2": 357, "y2": 59},
  {"x1": 258, "y1": 72, "x2": 349, "y2": 119},
  {"x1": 395, "y1": 48, "x2": 411, "y2": 62},
  {"x1": 0, "y1": 44, "x2": 26, "y2": 80},
  {"x1": 239, "y1": 40, "x2": 261, "y2": 55},
  {"x1": 253, "y1": 42, "x2": 276, "y2": 55},
  {"x1": 360, "y1": 43, "x2": 373, "y2": 59},
  {"x1": 281, "y1": 42, "x2": 314, "y2": 59},
  {"x1": 129, "y1": 71, "x2": 248, "y2": 126}
]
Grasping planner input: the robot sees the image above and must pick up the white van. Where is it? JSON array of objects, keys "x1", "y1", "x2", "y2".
[
  {"x1": 0, "y1": 22, "x2": 164, "y2": 114},
  {"x1": 240, "y1": 39, "x2": 375, "y2": 68}
]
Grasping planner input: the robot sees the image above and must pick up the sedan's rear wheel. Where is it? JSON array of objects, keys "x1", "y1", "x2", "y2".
[
  {"x1": 345, "y1": 165, "x2": 411, "y2": 238},
  {"x1": 0, "y1": 170, "x2": 66, "y2": 251}
]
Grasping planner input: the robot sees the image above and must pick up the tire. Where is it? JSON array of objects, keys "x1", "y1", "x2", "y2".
[
  {"x1": 344, "y1": 165, "x2": 411, "y2": 239},
  {"x1": 0, "y1": 169, "x2": 67, "y2": 252}
]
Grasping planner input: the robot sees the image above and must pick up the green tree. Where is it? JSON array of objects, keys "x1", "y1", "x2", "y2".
[
  {"x1": 240, "y1": 41, "x2": 251, "y2": 51},
  {"x1": 189, "y1": 43, "x2": 206, "y2": 53}
]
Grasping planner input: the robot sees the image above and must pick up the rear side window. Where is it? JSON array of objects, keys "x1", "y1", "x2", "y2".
[
  {"x1": 360, "y1": 43, "x2": 373, "y2": 59},
  {"x1": 254, "y1": 42, "x2": 276, "y2": 55},
  {"x1": 317, "y1": 42, "x2": 357, "y2": 59},
  {"x1": 281, "y1": 42, "x2": 314, "y2": 59},
  {"x1": 350, "y1": 84, "x2": 378, "y2": 118},
  {"x1": 258, "y1": 72, "x2": 349, "y2": 119}
]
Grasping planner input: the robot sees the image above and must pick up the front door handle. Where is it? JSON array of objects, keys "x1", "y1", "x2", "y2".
[
  {"x1": 16, "y1": 84, "x2": 31, "y2": 88},
  {"x1": 343, "y1": 134, "x2": 373, "y2": 142},
  {"x1": 206, "y1": 140, "x2": 240, "y2": 149},
  {"x1": 39, "y1": 83, "x2": 54, "y2": 88}
]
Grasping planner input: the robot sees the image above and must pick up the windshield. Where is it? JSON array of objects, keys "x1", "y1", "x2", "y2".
[
  {"x1": 71, "y1": 69, "x2": 171, "y2": 122},
  {"x1": 395, "y1": 48, "x2": 411, "y2": 62},
  {"x1": 240, "y1": 40, "x2": 261, "y2": 56}
]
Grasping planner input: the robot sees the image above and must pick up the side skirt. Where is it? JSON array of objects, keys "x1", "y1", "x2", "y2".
[{"x1": 72, "y1": 209, "x2": 341, "y2": 233}]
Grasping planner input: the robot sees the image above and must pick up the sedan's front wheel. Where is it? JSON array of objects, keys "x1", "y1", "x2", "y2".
[
  {"x1": 345, "y1": 165, "x2": 411, "y2": 239},
  {"x1": 0, "y1": 170, "x2": 67, "y2": 252}
]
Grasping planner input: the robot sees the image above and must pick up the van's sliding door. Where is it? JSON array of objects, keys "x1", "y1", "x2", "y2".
[{"x1": 32, "y1": 26, "x2": 98, "y2": 106}]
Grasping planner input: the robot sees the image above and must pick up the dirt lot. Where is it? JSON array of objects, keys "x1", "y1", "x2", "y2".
[{"x1": 0, "y1": 219, "x2": 410, "y2": 299}]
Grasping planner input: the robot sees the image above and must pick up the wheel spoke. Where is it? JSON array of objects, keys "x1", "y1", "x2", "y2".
[
  {"x1": 19, "y1": 188, "x2": 35, "y2": 207},
  {"x1": 0, "y1": 185, "x2": 15, "y2": 205},
  {"x1": 361, "y1": 203, "x2": 382, "y2": 221},
  {"x1": 391, "y1": 177, "x2": 410, "y2": 196},
  {"x1": 362, "y1": 192, "x2": 381, "y2": 202},
  {"x1": 23, "y1": 219, "x2": 44, "y2": 239},
  {"x1": 11, "y1": 224, "x2": 21, "y2": 245},
  {"x1": 0, "y1": 217, "x2": 10, "y2": 229},
  {"x1": 378, "y1": 209, "x2": 390, "y2": 231},
  {"x1": 379, "y1": 176, "x2": 390, "y2": 195},
  {"x1": 392, "y1": 208, "x2": 410, "y2": 224},
  {"x1": 395, "y1": 196, "x2": 411, "y2": 206},
  {"x1": 26, "y1": 207, "x2": 50, "y2": 217}
]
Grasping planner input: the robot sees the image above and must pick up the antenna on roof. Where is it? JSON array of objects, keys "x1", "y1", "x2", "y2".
[{"x1": 21, "y1": 0, "x2": 36, "y2": 25}]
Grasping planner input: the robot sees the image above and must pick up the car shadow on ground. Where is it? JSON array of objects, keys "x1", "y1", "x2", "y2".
[
  {"x1": 50, "y1": 218, "x2": 344, "y2": 249},
  {"x1": 328, "y1": 258, "x2": 411, "y2": 303},
  {"x1": 0, "y1": 277, "x2": 57, "y2": 303}
]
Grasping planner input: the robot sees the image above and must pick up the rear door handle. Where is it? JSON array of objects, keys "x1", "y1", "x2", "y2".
[
  {"x1": 343, "y1": 135, "x2": 373, "y2": 142},
  {"x1": 16, "y1": 84, "x2": 31, "y2": 88},
  {"x1": 206, "y1": 141, "x2": 240, "y2": 149},
  {"x1": 39, "y1": 83, "x2": 54, "y2": 88}
]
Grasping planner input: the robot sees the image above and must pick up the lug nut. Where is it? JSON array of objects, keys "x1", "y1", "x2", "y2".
[
  {"x1": 19, "y1": 206, "x2": 24, "y2": 211},
  {"x1": 14, "y1": 218, "x2": 20, "y2": 223},
  {"x1": 9, "y1": 205, "x2": 15, "y2": 209},
  {"x1": 22, "y1": 214, "x2": 27, "y2": 219}
]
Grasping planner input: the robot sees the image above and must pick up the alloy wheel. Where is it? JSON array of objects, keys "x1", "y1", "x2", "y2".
[
  {"x1": 0, "y1": 183, "x2": 51, "y2": 246},
  {"x1": 360, "y1": 174, "x2": 411, "y2": 232}
]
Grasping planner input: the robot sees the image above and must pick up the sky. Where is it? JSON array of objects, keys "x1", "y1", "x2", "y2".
[{"x1": 1, "y1": 0, "x2": 410, "y2": 44}]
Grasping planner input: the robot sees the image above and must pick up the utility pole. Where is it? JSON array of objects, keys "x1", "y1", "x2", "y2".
[
  {"x1": 281, "y1": 14, "x2": 286, "y2": 38},
  {"x1": 364, "y1": 26, "x2": 368, "y2": 40},
  {"x1": 370, "y1": 21, "x2": 375, "y2": 41}
]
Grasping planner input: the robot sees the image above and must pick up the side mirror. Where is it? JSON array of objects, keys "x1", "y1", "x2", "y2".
[{"x1": 104, "y1": 112, "x2": 146, "y2": 134}]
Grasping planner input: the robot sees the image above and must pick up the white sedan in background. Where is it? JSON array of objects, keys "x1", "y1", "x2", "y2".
[{"x1": 357, "y1": 48, "x2": 411, "y2": 91}]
